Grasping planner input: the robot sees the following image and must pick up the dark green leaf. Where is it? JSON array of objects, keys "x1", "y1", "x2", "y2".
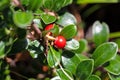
[
  {"x1": 56, "y1": 12, "x2": 77, "y2": 26},
  {"x1": 62, "y1": 51, "x2": 88, "y2": 74},
  {"x1": 87, "y1": 75, "x2": 101, "y2": 80},
  {"x1": 47, "y1": 46, "x2": 61, "y2": 67},
  {"x1": 16, "y1": 28, "x2": 26, "y2": 39},
  {"x1": 92, "y1": 42, "x2": 118, "y2": 68},
  {"x1": 105, "y1": 54, "x2": 120, "y2": 75},
  {"x1": 92, "y1": 21, "x2": 109, "y2": 46},
  {"x1": 27, "y1": 40, "x2": 44, "y2": 58},
  {"x1": 73, "y1": 39, "x2": 88, "y2": 53},
  {"x1": 9, "y1": 38, "x2": 28, "y2": 54},
  {"x1": 13, "y1": 11, "x2": 33, "y2": 29},
  {"x1": 60, "y1": 25, "x2": 77, "y2": 40},
  {"x1": 28, "y1": 0, "x2": 43, "y2": 11},
  {"x1": 57, "y1": 69, "x2": 73, "y2": 80},
  {"x1": 76, "y1": 59, "x2": 94, "y2": 80},
  {"x1": 0, "y1": 41, "x2": 5, "y2": 58},
  {"x1": 65, "y1": 39, "x2": 79, "y2": 50},
  {"x1": 0, "y1": 28, "x2": 6, "y2": 40},
  {"x1": 40, "y1": 14, "x2": 56, "y2": 24}
]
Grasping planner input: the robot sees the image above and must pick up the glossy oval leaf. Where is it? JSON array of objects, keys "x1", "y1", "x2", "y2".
[
  {"x1": 57, "y1": 69, "x2": 73, "y2": 80},
  {"x1": 62, "y1": 51, "x2": 88, "y2": 74},
  {"x1": 40, "y1": 14, "x2": 56, "y2": 24},
  {"x1": 13, "y1": 11, "x2": 33, "y2": 29},
  {"x1": 56, "y1": 12, "x2": 77, "y2": 26},
  {"x1": 65, "y1": 39, "x2": 79, "y2": 50},
  {"x1": 0, "y1": 41, "x2": 5, "y2": 58},
  {"x1": 76, "y1": 59, "x2": 94, "y2": 80},
  {"x1": 92, "y1": 42, "x2": 118, "y2": 68},
  {"x1": 28, "y1": 0, "x2": 43, "y2": 11},
  {"x1": 87, "y1": 75, "x2": 101, "y2": 80},
  {"x1": 60, "y1": 25, "x2": 77, "y2": 40},
  {"x1": 33, "y1": 19, "x2": 43, "y2": 29},
  {"x1": 105, "y1": 54, "x2": 120, "y2": 75},
  {"x1": 73, "y1": 39, "x2": 88, "y2": 53},
  {"x1": 47, "y1": 46, "x2": 61, "y2": 67},
  {"x1": 92, "y1": 21, "x2": 109, "y2": 46}
]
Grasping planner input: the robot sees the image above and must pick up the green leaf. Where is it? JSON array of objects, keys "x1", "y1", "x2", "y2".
[
  {"x1": 0, "y1": 0, "x2": 9, "y2": 11},
  {"x1": 73, "y1": 39, "x2": 88, "y2": 53},
  {"x1": 40, "y1": 14, "x2": 56, "y2": 24},
  {"x1": 56, "y1": 12, "x2": 77, "y2": 26},
  {"x1": 60, "y1": 25, "x2": 77, "y2": 40},
  {"x1": 87, "y1": 75, "x2": 101, "y2": 80},
  {"x1": 28, "y1": 0, "x2": 43, "y2": 11},
  {"x1": 13, "y1": 11, "x2": 33, "y2": 29},
  {"x1": 53, "y1": 0, "x2": 66, "y2": 11},
  {"x1": 42, "y1": 0, "x2": 54, "y2": 11},
  {"x1": 51, "y1": 24, "x2": 59, "y2": 36},
  {"x1": 114, "y1": 38, "x2": 120, "y2": 49},
  {"x1": 105, "y1": 54, "x2": 120, "y2": 75},
  {"x1": 20, "y1": 0, "x2": 29, "y2": 6},
  {"x1": 108, "y1": 73, "x2": 120, "y2": 80},
  {"x1": 51, "y1": 76, "x2": 61, "y2": 80},
  {"x1": 33, "y1": 19, "x2": 43, "y2": 29},
  {"x1": 76, "y1": 59, "x2": 94, "y2": 80},
  {"x1": 92, "y1": 42, "x2": 118, "y2": 68},
  {"x1": 47, "y1": 46, "x2": 61, "y2": 67},
  {"x1": 42, "y1": 0, "x2": 73, "y2": 11},
  {"x1": 0, "y1": 41, "x2": 5, "y2": 58},
  {"x1": 62, "y1": 0, "x2": 73, "y2": 7},
  {"x1": 62, "y1": 51, "x2": 88, "y2": 74},
  {"x1": 92, "y1": 21, "x2": 109, "y2": 46},
  {"x1": 57, "y1": 69, "x2": 73, "y2": 80},
  {"x1": 65, "y1": 39, "x2": 79, "y2": 50},
  {"x1": 27, "y1": 40, "x2": 44, "y2": 58}
]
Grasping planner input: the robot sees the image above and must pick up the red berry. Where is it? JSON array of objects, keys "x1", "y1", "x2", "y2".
[
  {"x1": 54, "y1": 36, "x2": 66, "y2": 49},
  {"x1": 45, "y1": 24, "x2": 54, "y2": 30}
]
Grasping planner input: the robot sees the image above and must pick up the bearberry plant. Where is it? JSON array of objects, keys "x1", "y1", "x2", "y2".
[{"x1": 0, "y1": 0, "x2": 119, "y2": 80}]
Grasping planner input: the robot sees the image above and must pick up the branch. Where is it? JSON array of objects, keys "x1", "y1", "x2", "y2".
[
  {"x1": 69, "y1": 4, "x2": 84, "y2": 40},
  {"x1": 31, "y1": 22, "x2": 42, "y2": 40},
  {"x1": 12, "y1": 0, "x2": 25, "y2": 11}
]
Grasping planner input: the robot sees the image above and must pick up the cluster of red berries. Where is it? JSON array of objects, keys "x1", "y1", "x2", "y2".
[{"x1": 45, "y1": 24, "x2": 66, "y2": 49}]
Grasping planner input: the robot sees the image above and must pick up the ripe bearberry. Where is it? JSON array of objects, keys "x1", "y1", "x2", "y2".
[
  {"x1": 45, "y1": 24, "x2": 54, "y2": 30},
  {"x1": 54, "y1": 36, "x2": 66, "y2": 49}
]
